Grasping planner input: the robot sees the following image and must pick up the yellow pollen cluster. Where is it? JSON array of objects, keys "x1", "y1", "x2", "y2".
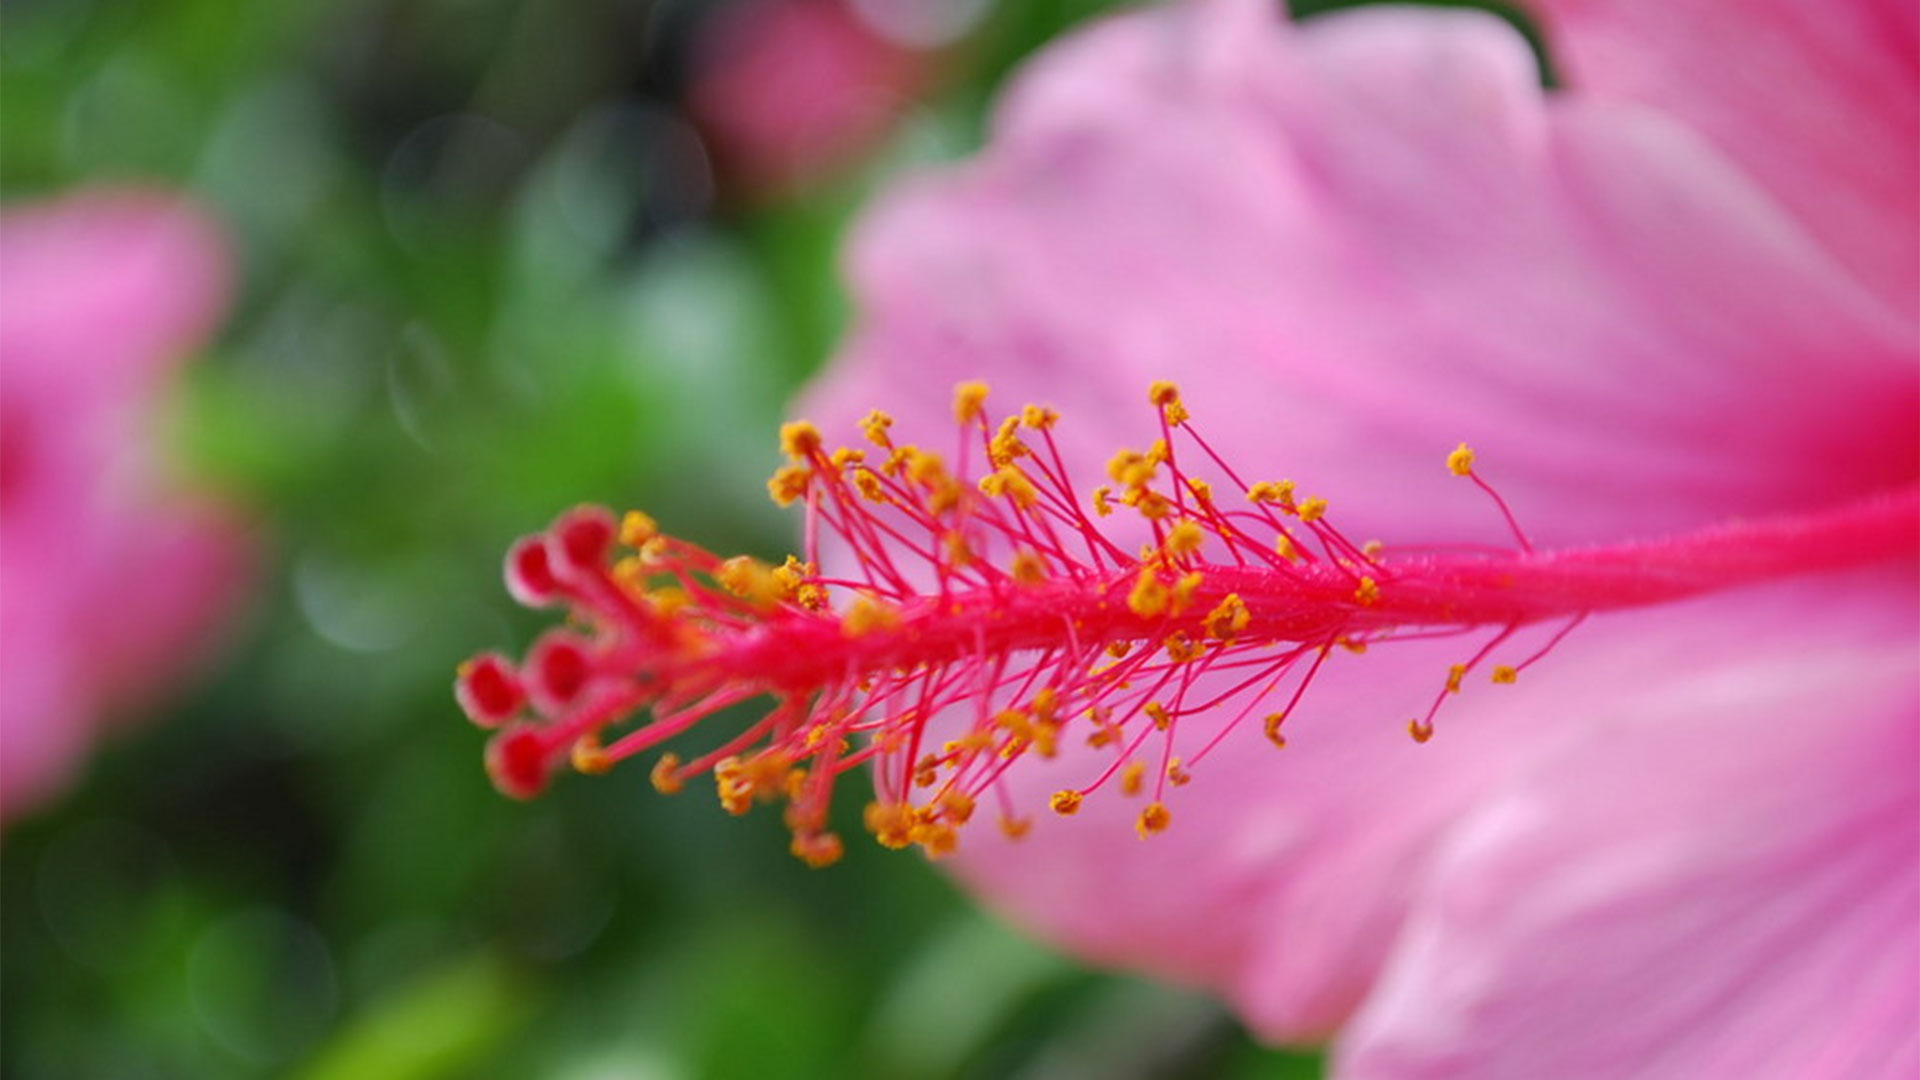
[
  {"x1": 1264, "y1": 713, "x2": 1288, "y2": 748},
  {"x1": 1136, "y1": 801, "x2": 1171, "y2": 838},
  {"x1": 718, "y1": 556, "x2": 789, "y2": 606},
  {"x1": 1297, "y1": 496, "x2": 1329, "y2": 523},
  {"x1": 841, "y1": 593, "x2": 902, "y2": 636},
  {"x1": 861, "y1": 409, "x2": 894, "y2": 448},
  {"x1": 1203, "y1": 594, "x2": 1250, "y2": 641},
  {"x1": 780, "y1": 420, "x2": 823, "y2": 461},
  {"x1": 1448, "y1": 442, "x2": 1476, "y2": 476},
  {"x1": 1050, "y1": 790, "x2": 1083, "y2": 816},
  {"x1": 1491, "y1": 665, "x2": 1519, "y2": 684},
  {"x1": 620, "y1": 510, "x2": 658, "y2": 547},
  {"x1": 1246, "y1": 479, "x2": 1296, "y2": 507},
  {"x1": 979, "y1": 465, "x2": 1040, "y2": 508},
  {"x1": 1021, "y1": 403, "x2": 1058, "y2": 430},
  {"x1": 1128, "y1": 568, "x2": 1171, "y2": 617},
  {"x1": 1165, "y1": 520, "x2": 1206, "y2": 559},
  {"x1": 767, "y1": 464, "x2": 810, "y2": 507},
  {"x1": 1010, "y1": 548, "x2": 1049, "y2": 585},
  {"x1": 1147, "y1": 381, "x2": 1191, "y2": 425},
  {"x1": 1354, "y1": 576, "x2": 1381, "y2": 606},
  {"x1": 953, "y1": 381, "x2": 991, "y2": 425}
]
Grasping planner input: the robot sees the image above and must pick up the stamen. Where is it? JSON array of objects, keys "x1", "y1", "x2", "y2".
[{"x1": 456, "y1": 383, "x2": 1920, "y2": 866}]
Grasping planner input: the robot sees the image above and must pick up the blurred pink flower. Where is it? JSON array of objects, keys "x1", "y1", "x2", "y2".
[
  {"x1": 0, "y1": 190, "x2": 252, "y2": 823},
  {"x1": 798, "y1": 0, "x2": 1918, "y2": 1074},
  {"x1": 687, "y1": 0, "x2": 933, "y2": 198}
]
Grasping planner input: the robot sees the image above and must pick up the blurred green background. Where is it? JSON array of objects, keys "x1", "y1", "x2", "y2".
[{"x1": 0, "y1": 1, "x2": 1530, "y2": 1075}]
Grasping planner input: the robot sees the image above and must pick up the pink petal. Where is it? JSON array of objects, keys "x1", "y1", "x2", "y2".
[
  {"x1": 1525, "y1": 0, "x2": 1919, "y2": 318},
  {"x1": 811, "y1": 1, "x2": 1915, "y2": 556},
  {"x1": 0, "y1": 189, "x2": 248, "y2": 822},
  {"x1": 796, "y1": 0, "x2": 1920, "y2": 1043},
  {"x1": 1339, "y1": 576, "x2": 1919, "y2": 1079},
  {"x1": 688, "y1": 0, "x2": 928, "y2": 195}
]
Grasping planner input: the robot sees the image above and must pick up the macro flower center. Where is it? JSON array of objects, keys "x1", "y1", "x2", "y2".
[{"x1": 458, "y1": 381, "x2": 1919, "y2": 867}]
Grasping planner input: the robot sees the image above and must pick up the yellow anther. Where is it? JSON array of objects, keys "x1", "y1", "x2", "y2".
[
  {"x1": 1186, "y1": 478, "x2": 1212, "y2": 503},
  {"x1": 1297, "y1": 496, "x2": 1329, "y2": 523},
  {"x1": 1354, "y1": 576, "x2": 1381, "y2": 606},
  {"x1": 913, "y1": 820, "x2": 959, "y2": 858},
  {"x1": 841, "y1": 593, "x2": 902, "y2": 637},
  {"x1": 1021, "y1": 403, "x2": 1058, "y2": 430},
  {"x1": 1247, "y1": 479, "x2": 1296, "y2": 506},
  {"x1": 1105, "y1": 641, "x2": 1132, "y2": 659},
  {"x1": 1203, "y1": 594, "x2": 1251, "y2": 641},
  {"x1": 1145, "y1": 701, "x2": 1172, "y2": 730},
  {"x1": 1146, "y1": 438, "x2": 1171, "y2": 466},
  {"x1": 943, "y1": 531, "x2": 976, "y2": 567},
  {"x1": 927, "y1": 478, "x2": 965, "y2": 515},
  {"x1": 830, "y1": 447, "x2": 865, "y2": 470},
  {"x1": 791, "y1": 832, "x2": 844, "y2": 868},
  {"x1": 990, "y1": 415, "x2": 1028, "y2": 466},
  {"x1": 953, "y1": 381, "x2": 991, "y2": 425},
  {"x1": 1128, "y1": 568, "x2": 1171, "y2": 617},
  {"x1": 1445, "y1": 663, "x2": 1467, "y2": 694},
  {"x1": 860, "y1": 409, "x2": 894, "y2": 448},
  {"x1": 1165, "y1": 520, "x2": 1205, "y2": 558},
  {"x1": 1107, "y1": 448, "x2": 1158, "y2": 489},
  {"x1": 1031, "y1": 687, "x2": 1060, "y2": 723},
  {"x1": 1337, "y1": 635, "x2": 1369, "y2": 654},
  {"x1": 979, "y1": 465, "x2": 1039, "y2": 508},
  {"x1": 1120, "y1": 761, "x2": 1147, "y2": 797},
  {"x1": 1166, "y1": 759, "x2": 1191, "y2": 787},
  {"x1": 905, "y1": 448, "x2": 949, "y2": 486},
  {"x1": 1361, "y1": 539, "x2": 1384, "y2": 558},
  {"x1": 718, "y1": 555, "x2": 788, "y2": 606},
  {"x1": 1164, "y1": 631, "x2": 1203, "y2": 663},
  {"x1": 853, "y1": 468, "x2": 887, "y2": 502},
  {"x1": 1092, "y1": 485, "x2": 1114, "y2": 517},
  {"x1": 1010, "y1": 548, "x2": 1049, "y2": 585},
  {"x1": 1050, "y1": 790, "x2": 1083, "y2": 816},
  {"x1": 1408, "y1": 719, "x2": 1435, "y2": 744},
  {"x1": 647, "y1": 585, "x2": 692, "y2": 617},
  {"x1": 780, "y1": 420, "x2": 823, "y2": 461},
  {"x1": 1147, "y1": 380, "x2": 1181, "y2": 407},
  {"x1": 571, "y1": 733, "x2": 612, "y2": 775},
  {"x1": 1447, "y1": 442, "x2": 1476, "y2": 477},
  {"x1": 999, "y1": 815, "x2": 1033, "y2": 840},
  {"x1": 1264, "y1": 713, "x2": 1288, "y2": 748},
  {"x1": 1491, "y1": 665, "x2": 1519, "y2": 684},
  {"x1": 1275, "y1": 533, "x2": 1299, "y2": 562},
  {"x1": 1136, "y1": 801, "x2": 1171, "y2": 838},
  {"x1": 768, "y1": 463, "x2": 811, "y2": 507},
  {"x1": 619, "y1": 510, "x2": 658, "y2": 547},
  {"x1": 650, "y1": 752, "x2": 685, "y2": 794},
  {"x1": 938, "y1": 789, "x2": 975, "y2": 825},
  {"x1": 1129, "y1": 490, "x2": 1175, "y2": 520}
]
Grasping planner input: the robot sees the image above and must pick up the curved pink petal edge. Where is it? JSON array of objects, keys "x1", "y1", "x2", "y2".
[
  {"x1": 1524, "y1": 0, "x2": 1919, "y2": 319},
  {"x1": 0, "y1": 189, "x2": 253, "y2": 823},
  {"x1": 1340, "y1": 577, "x2": 1920, "y2": 1079},
  {"x1": 797, "y1": 0, "x2": 1919, "y2": 1065}
]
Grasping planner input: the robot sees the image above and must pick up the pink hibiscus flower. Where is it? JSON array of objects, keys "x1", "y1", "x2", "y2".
[
  {"x1": 787, "y1": 0, "x2": 1916, "y2": 1074},
  {"x1": 0, "y1": 189, "x2": 252, "y2": 824},
  {"x1": 687, "y1": 0, "x2": 934, "y2": 198}
]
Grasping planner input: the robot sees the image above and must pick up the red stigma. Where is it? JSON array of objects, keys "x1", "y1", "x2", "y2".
[
  {"x1": 456, "y1": 653, "x2": 526, "y2": 728},
  {"x1": 548, "y1": 506, "x2": 618, "y2": 583},
  {"x1": 487, "y1": 726, "x2": 554, "y2": 800},
  {"x1": 506, "y1": 537, "x2": 562, "y2": 607},
  {"x1": 526, "y1": 630, "x2": 594, "y2": 712}
]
